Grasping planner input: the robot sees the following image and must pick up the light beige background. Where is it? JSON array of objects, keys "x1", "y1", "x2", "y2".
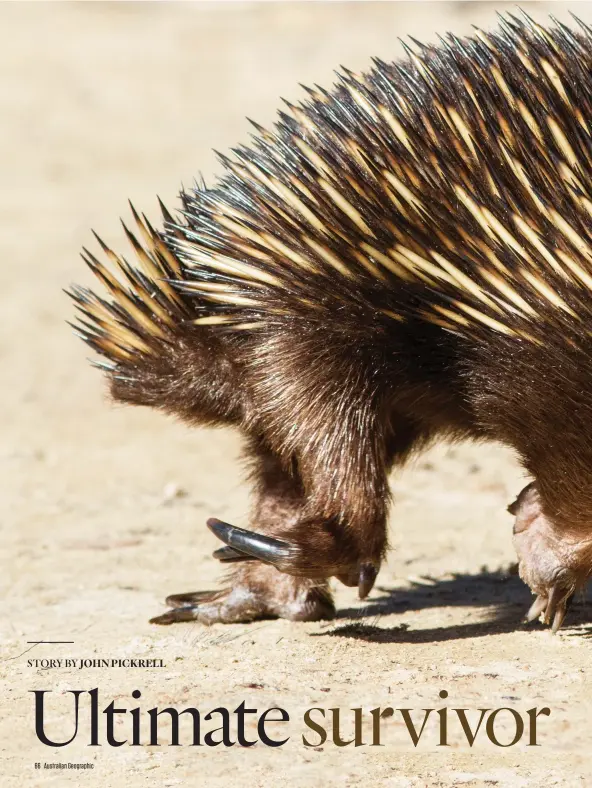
[{"x1": 1, "y1": 2, "x2": 591, "y2": 786}]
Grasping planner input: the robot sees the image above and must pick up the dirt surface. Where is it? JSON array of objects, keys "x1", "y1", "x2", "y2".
[{"x1": 3, "y1": 3, "x2": 592, "y2": 786}]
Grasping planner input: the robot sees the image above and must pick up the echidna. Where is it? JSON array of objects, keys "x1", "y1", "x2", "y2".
[{"x1": 69, "y1": 11, "x2": 592, "y2": 632}]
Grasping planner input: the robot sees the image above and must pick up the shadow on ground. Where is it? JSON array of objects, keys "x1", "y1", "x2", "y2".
[{"x1": 314, "y1": 570, "x2": 592, "y2": 643}]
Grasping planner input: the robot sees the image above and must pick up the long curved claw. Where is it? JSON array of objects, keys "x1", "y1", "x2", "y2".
[
  {"x1": 165, "y1": 591, "x2": 222, "y2": 608},
  {"x1": 551, "y1": 603, "x2": 568, "y2": 634},
  {"x1": 525, "y1": 594, "x2": 547, "y2": 622},
  {"x1": 150, "y1": 607, "x2": 202, "y2": 625},
  {"x1": 543, "y1": 585, "x2": 561, "y2": 627},
  {"x1": 544, "y1": 585, "x2": 574, "y2": 633},
  {"x1": 212, "y1": 545, "x2": 257, "y2": 563},
  {"x1": 358, "y1": 563, "x2": 378, "y2": 599},
  {"x1": 207, "y1": 518, "x2": 297, "y2": 569}
]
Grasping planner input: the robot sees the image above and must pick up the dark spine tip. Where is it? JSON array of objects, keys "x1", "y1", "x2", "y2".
[{"x1": 157, "y1": 195, "x2": 174, "y2": 224}]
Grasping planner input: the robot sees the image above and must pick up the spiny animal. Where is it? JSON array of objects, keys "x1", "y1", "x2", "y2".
[{"x1": 69, "y1": 11, "x2": 592, "y2": 632}]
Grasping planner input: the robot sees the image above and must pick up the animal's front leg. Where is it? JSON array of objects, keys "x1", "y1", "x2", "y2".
[
  {"x1": 509, "y1": 483, "x2": 592, "y2": 631},
  {"x1": 207, "y1": 399, "x2": 403, "y2": 597},
  {"x1": 219, "y1": 336, "x2": 395, "y2": 596},
  {"x1": 202, "y1": 341, "x2": 433, "y2": 599},
  {"x1": 150, "y1": 443, "x2": 334, "y2": 625},
  {"x1": 152, "y1": 336, "x2": 396, "y2": 624}
]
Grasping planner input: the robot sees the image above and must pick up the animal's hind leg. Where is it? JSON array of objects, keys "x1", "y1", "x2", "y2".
[
  {"x1": 509, "y1": 483, "x2": 592, "y2": 632},
  {"x1": 151, "y1": 440, "x2": 334, "y2": 624}
]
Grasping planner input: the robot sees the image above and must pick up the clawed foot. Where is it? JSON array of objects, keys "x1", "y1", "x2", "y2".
[
  {"x1": 509, "y1": 483, "x2": 592, "y2": 632},
  {"x1": 207, "y1": 518, "x2": 379, "y2": 599},
  {"x1": 150, "y1": 562, "x2": 335, "y2": 625},
  {"x1": 150, "y1": 512, "x2": 379, "y2": 626}
]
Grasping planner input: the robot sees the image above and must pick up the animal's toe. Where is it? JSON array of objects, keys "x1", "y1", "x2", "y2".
[
  {"x1": 523, "y1": 579, "x2": 575, "y2": 632},
  {"x1": 165, "y1": 590, "x2": 221, "y2": 607},
  {"x1": 149, "y1": 606, "x2": 203, "y2": 625}
]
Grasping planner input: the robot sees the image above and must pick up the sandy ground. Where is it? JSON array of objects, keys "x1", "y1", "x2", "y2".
[{"x1": 3, "y1": 2, "x2": 592, "y2": 786}]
